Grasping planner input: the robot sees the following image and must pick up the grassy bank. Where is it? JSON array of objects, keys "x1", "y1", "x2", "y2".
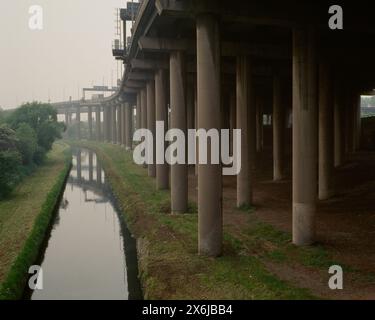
[
  {"x1": 0, "y1": 142, "x2": 71, "y2": 299},
  {"x1": 69, "y1": 141, "x2": 321, "y2": 299}
]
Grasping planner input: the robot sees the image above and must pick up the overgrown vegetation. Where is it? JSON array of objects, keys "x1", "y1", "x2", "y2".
[
  {"x1": 0, "y1": 142, "x2": 71, "y2": 300},
  {"x1": 0, "y1": 102, "x2": 64, "y2": 199}
]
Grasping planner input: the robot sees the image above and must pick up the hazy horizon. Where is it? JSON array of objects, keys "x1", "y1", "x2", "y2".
[{"x1": 0, "y1": 0, "x2": 130, "y2": 110}]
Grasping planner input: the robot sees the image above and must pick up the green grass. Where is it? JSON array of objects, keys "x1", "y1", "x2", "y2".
[
  {"x1": 0, "y1": 142, "x2": 71, "y2": 300},
  {"x1": 68, "y1": 140, "x2": 319, "y2": 300}
]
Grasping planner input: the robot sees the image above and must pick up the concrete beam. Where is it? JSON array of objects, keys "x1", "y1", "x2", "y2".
[{"x1": 131, "y1": 58, "x2": 169, "y2": 70}]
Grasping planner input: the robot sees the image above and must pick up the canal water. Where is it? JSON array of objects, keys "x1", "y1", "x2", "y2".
[{"x1": 28, "y1": 148, "x2": 142, "y2": 300}]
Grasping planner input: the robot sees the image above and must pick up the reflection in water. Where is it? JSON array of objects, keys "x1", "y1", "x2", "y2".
[{"x1": 30, "y1": 148, "x2": 142, "y2": 300}]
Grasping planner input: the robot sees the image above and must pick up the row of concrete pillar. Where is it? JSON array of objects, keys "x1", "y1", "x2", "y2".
[
  {"x1": 131, "y1": 18, "x2": 362, "y2": 256},
  {"x1": 66, "y1": 103, "x2": 135, "y2": 150},
  {"x1": 67, "y1": 17, "x2": 362, "y2": 258}
]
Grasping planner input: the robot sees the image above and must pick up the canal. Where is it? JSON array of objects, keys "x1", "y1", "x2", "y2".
[{"x1": 28, "y1": 148, "x2": 142, "y2": 300}]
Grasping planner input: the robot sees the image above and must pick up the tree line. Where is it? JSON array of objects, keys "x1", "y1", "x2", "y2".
[{"x1": 0, "y1": 102, "x2": 65, "y2": 199}]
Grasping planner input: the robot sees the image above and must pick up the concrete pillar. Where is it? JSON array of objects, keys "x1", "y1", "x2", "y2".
[
  {"x1": 136, "y1": 93, "x2": 141, "y2": 131},
  {"x1": 65, "y1": 112, "x2": 69, "y2": 125},
  {"x1": 155, "y1": 69, "x2": 169, "y2": 190},
  {"x1": 170, "y1": 51, "x2": 188, "y2": 213},
  {"x1": 187, "y1": 80, "x2": 195, "y2": 130},
  {"x1": 236, "y1": 55, "x2": 251, "y2": 207},
  {"x1": 273, "y1": 75, "x2": 285, "y2": 181},
  {"x1": 96, "y1": 106, "x2": 101, "y2": 141},
  {"x1": 197, "y1": 14, "x2": 222, "y2": 256},
  {"x1": 76, "y1": 107, "x2": 81, "y2": 140},
  {"x1": 256, "y1": 95, "x2": 264, "y2": 152},
  {"x1": 112, "y1": 105, "x2": 118, "y2": 144},
  {"x1": 292, "y1": 27, "x2": 318, "y2": 246},
  {"x1": 118, "y1": 104, "x2": 123, "y2": 146},
  {"x1": 88, "y1": 106, "x2": 93, "y2": 140},
  {"x1": 318, "y1": 62, "x2": 334, "y2": 200},
  {"x1": 126, "y1": 103, "x2": 133, "y2": 150},
  {"x1": 334, "y1": 81, "x2": 343, "y2": 167},
  {"x1": 229, "y1": 93, "x2": 236, "y2": 156},
  {"x1": 104, "y1": 107, "x2": 108, "y2": 142},
  {"x1": 147, "y1": 79, "x2": 156, "y2": 177}
]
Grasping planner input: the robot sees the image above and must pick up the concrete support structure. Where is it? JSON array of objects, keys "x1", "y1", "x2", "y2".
[
  {"x1": 96, "y1": 106, "x2": 101, "y2": 141},
  {"x1": 256, "y1": 96, "x2": 264, "y2": 152},
  {"x1": 155, "y1": 69, "x2": 169, "y2": 190},
  {"x1": 141, "y1": 89, "x2": 148, "y2": 167},
  {"x1": 236, "y1": 55, "x2": 251, "y2": 207},
  {"x1": 76, "y1": 107, "x2": 81, "y2": 140},
  {"x1": 136, "y1": 93, "x2": 141, "y2": 131},
  {"x1": 112, "y1": 105, "x2": 118, "y2": 144},
  {"x1": 273, "y1": 75, "x2": 284, "y2": 181},
  {"x1": 292, "y1": 27, "x2": 318, "y2": 246},
  {"x1": 147, "y1": 79, "x2": 156, "y2": 177},
  {"x1": 229, "y1": 93, "x2": 236, "y2": 156},
  {"x1": 65, "y1": 112, "x2": 69, "y2": 125},
  {"x1": 125, "y1": 103, "x2": 133, "y2": 150},
  {"x1": 197, "y1": 14, "x2": 222, "y2": 257},
  {"x1": 318, "y1": 62, "x2": 334, "y2": 200},
  {"x1": 88, "y1": 106, "x2": 93, "y2": 140},
  {"x1": 170, "y1": 51, "x2": 188, "y2": 213},
  {"x1": 334, "y1": 81, "x2": 343, "y2": 167},
  {"x1": 103, "y1": 107, "x2": 109, "y2": 142},
  {"x1": 118, "y1": 104, "x2": 123, "y2": 146}
]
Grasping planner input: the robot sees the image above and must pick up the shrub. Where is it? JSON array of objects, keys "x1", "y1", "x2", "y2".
[
  {"x1": 0, "y1": 150, "x2": 22, "y2": 199},
  {"x1": 15, "y1": 123, "x2": 38, "y2": 166}
]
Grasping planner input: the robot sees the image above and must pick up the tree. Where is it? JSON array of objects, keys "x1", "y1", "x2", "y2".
[
  {"x1": 8, "y1": 102, "x2": 63, "y2": 152},
  {"x1": 0, "y1": 125, "x2": 22, "y2": 199},
  {"x1": 15, "y1": 123, "x2": 38, "y2": 166}
]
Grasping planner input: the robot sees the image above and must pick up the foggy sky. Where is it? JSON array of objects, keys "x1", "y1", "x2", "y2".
[{"x1": 0, "y1": 0, "x2": 128, "y2": 110}]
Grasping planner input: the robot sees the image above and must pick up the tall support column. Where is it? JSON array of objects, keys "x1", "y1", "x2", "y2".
[
  {"x1": 88, "y1": 106, "x2": 93, "y2": 140},
  {"x1": 334, "y1": 80, "x2": 343, "y2": 167},
  {"x1": 65, "y1": 112, "x2": 69, "y2": 125},
  {"x1": 147, "y1": 79, "x2": 156, "y2": 177},
  {"x1": 318, "y1": 62, "x2": 334, "y2": 200},
  {"x1": 136, "y1": 92, "x2": 141, "y2": 131},
  {"x1": 197, "y1": 14, "x2": 222, "y2": 256},
  {"x1": 141, "y1": 89, "x2": 148, "y2": 167},
  {"x1": 273, "y1": 75, "x2": 285, "y2": 181},
  {"x1": 236, "y1": 56, "x2": 251, "y2": 207},
  {"x1": 121, "y1": 104, "x2": 125, "y2": 147},
  {"x1": 356, "y1": 95, "x2": 362, "y2": 150},
  {"x1": 155, "y1": 69, "x2": 169, "y2": 190},
  {"x1": 95, "y1": 106, "x2": 101, "y2": 141},
  {"x1": 170, "y1": 51, "x2": 188, "y2": 212},
  {"x1": 107, "y1": 106, "x2": 112, "y2": 142},
  {"x1": 113, "y1": 105, "x2": 118, "y2": 144},
  {"x1": 126, "y1": 103, "x2": 133, "y2": 150},
  {"x1": 229, "y1": 93, "x2": 236, "y2": 156},
  {"x1": 292, "y1": 27, "x2": 318, "y2": 246},
  {"x1": 118, "y1": 104, "x2": 123, "y2": 146},
  {"x1": 76, "y1": 107, "x2": 81, "y2": 140},
  {"x1": 256, "y1": 95, "x2": 263, "y2": 152}
]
